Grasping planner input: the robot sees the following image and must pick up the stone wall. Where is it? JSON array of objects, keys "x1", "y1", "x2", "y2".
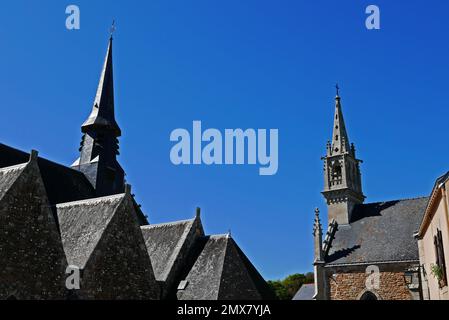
[{"x1": 328, "y1": 269, "x2": 413, "y2": 300}]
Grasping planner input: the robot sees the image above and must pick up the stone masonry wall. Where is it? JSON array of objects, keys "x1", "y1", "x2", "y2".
[{"x1": 329, "y1": 270, "x2": 413, "y2": 300}]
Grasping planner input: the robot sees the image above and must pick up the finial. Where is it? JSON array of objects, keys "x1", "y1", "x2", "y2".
[
  {"x1": 124, "y1": 183, "x2": 132, "y2": 195},
  {"x1": 29, "y1": 150, "x2": 39, "y2": 163},
  {"x1": 227, "y1": 229, "x2": 232, "y2": 238},
  {"x1": 109, "y1": 20, "x2": 116, "y2": 39},
  {"x1": 196, "y1": 207, "x2": 201, "y2": 219},
  {"x1": 313, "y1": 208, "x2": 322, "y2": 236},
  {"x1": 335, "y1": 83, "x2": 340, "y2": 97}
]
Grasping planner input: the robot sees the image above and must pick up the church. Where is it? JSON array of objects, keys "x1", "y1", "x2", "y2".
[
  {"x1": 0, "y1": 36, "x2": 275, "y2": 300},
  {"x1": 312, "y1": 89, "x2": 428, "y2": 300}
]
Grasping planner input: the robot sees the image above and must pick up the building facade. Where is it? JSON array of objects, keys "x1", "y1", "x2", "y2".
[
  {"x1": 416, "y1": 173, "x2": 449, "y2": 300},
  {"x1": 313, "y1": 90, "x2": 427, "y2": 300},
  {"x1": 0, "y1": 36, "x2": 275, "y2": 300}
]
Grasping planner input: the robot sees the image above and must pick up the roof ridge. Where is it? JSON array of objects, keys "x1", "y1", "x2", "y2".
[
  {"x1": 364, "y1": 196, "x2": 428, "y2": 205},
  {"x1": 0, "y1": 143, "x2": 94, "y2": 178},
  {"x1": 161, "y1": 218, "x2": 197, "y2": 280},
  {"x1": 141, "y1": 218, "x2": 195, "y2": 229},
  {"x1": 56, "y1": 193, "x2": 125, "y2": 207},
  {"x1": 209, "y1": 234, "x2": 231, "y2": 239},
  {"x1": 212, "y1": 235, "x2": 230, "y2": 300}
]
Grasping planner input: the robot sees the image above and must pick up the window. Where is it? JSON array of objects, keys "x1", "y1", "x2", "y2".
[
  {"x1": 434, "y1": 229, "x2": 448, "y2": 288},
  {"x1": 332, "y1": 164, "x2": 342, "y2": 178}
]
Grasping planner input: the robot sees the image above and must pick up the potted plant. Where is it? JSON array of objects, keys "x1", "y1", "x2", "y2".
[{"x1": 430, "y1": 264, "x2": 446, "y2": 288}]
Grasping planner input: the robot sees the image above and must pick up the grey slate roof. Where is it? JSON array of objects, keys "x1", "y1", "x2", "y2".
[
  {"x1": 177, "y1": 235, "x2": 276, "y2": 300},
  {"x1": 292, "y1": 283, "x2": 315, "y2": 300},
  {"x1": 325, "y1": 197, "x2": 429, "y2": 266},
  {"x1": 177, "y1": 235, "x2": 228, "y2": 300},
  {"x1": 56, "y1": 194, "x2": 125, "y2": 269},
  {"x1": 141, "y1": 218, "x2": 199, "y2": 281},
  {"x1": 0, "y1": 143, "x2": 95, "y2": 205},
  {"x1": 0, "y1": 163, "x2": 27, "y2": 201}
]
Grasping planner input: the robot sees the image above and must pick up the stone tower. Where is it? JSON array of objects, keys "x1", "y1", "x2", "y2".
[
  {"x1": 321, "y1": 87, "x2": 365, "y2": 225},
  {"x1": 72, "y1": 36, "x2": 125, "y2": 196}
]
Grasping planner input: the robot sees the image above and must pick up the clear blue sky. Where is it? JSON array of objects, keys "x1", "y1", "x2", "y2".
[{"x1": 1, "y1": 0, "x2": 448, "y2": 280}]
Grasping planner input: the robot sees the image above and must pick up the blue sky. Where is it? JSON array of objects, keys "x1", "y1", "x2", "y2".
[{"x1": 1, "y1": 0, "x2": 448, "y2": 280}]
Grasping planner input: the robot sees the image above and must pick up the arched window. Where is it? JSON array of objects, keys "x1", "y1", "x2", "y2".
[{"x1": 359, "y1": 291, "x2": 378, "y2": 300}]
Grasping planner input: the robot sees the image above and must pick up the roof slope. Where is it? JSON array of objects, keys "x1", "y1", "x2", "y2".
[
  {"x1": 0, "y1": 143, "x2": 95, "y2": 205},
  {"x1": 0, "y1": 163, "x2": 27, "y2": 201},
  {"x1": 292, "y1": 283, "x2": 315, "y2": 300},
  {"x1": 177, "y1": 235, "x2": 275, "y2": 300},
  {"x1": 326, "y1": 197, "x2": 429, "y2": 265},
  {"x1": 177, "y1": 235, "x2": 228, "y2": 300},
  {"x1": 56, "y1": 194, "x2": 125, "y2": 269},
  {"x1": 141, "y1": 218, "x2": 202, "y2": 282}
]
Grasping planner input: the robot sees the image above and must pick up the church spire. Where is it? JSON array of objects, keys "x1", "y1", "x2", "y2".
[
  {"x1": 81, "y1": 37, "x2": 121, "y2": 136},
  {"x1": 322, "y1": 86, "x2": 365, "y2": 225},
  {"x1": 72, "y1": 35, "x2": 125, "y2": 197},
  {"x1": 330, "y1": 84, "x2": 350, "y2": 155}
]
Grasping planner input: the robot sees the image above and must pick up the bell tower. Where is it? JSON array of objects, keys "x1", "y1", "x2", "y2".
[{"x1": 321, "y1": 86, "x2": 365, "y2": 225}]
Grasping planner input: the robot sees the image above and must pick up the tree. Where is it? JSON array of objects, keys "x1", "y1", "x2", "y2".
[{"x1": 268, "y1": 272, "x2": 314, "y2": 300}]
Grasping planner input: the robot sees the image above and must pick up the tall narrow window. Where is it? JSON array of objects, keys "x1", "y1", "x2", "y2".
[{"x1": 434, "y1": 229, "x2": 448, "y2": 288}]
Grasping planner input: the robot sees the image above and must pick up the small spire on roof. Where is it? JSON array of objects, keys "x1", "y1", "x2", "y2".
[
  {"x1": 29, "y1": 150, "x2": 39, "y2": 163},
  {"x1": 313, "y1": 208, "x2": 322, "y2": 236},
  {"x1": 196, "y1": 207, "x2": 201, "y2": 219},
  {"x1": 109, "y1": 20, "x2": 116, "y2": 40},
  {"x1": 124, "y1": 184, "x2": 132, "y2": 195}
]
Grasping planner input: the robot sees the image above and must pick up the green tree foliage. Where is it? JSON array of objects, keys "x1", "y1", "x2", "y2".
[{"x1": 268, "y1": 272, "x2": 314, "y2": 300}]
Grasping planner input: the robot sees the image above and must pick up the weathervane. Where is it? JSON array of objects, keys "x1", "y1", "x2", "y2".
[
  {"x1": 335, "y1": 83, "x2": 340, "y2": 96},
  {"x1": 109, "y1": 20, "x2": 116, "y2": 39}
]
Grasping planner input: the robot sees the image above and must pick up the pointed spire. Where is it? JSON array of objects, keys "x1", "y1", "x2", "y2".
[
  {"x1": 74, "y1": 34, "x2": 125, "y2": 197},
  {"x1": 81, "y1": 37, "x2": 121, "y2": 136},
  {"x1": 313, "y1": 208, "x2": 322, "y2": 236},
  {"x1": 331, "y1": 85, "x2": 350, "y2": 155},
  {"x1": 313, "y1": 208, "x2": 324, "y2": 263}
]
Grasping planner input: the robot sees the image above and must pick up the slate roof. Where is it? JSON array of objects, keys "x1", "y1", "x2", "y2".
[
  {"x1": 0, "y1": 163, "x2": 27, "y2": 201},
  {"x1": 325, "y1": 197, "x2": 429, "y2": 266},
  {"x1": 1, "y1": 142, "x2": 274, "y2": 300},
  {"x1": 292, "y1": 283, "x2": 315, "y2": 300},
  {"x1": 56, "y1": 194, "x2": 125, "y2": 269},
  {"x1": 141, "y1": 218, "x2": 200, "y2": 281},
  {"x1": 177, "y1": 235, "x2": 276, "y2": 300},
  {"x1": 0, "y1": 143, "x2": 95, "y2": 205}
]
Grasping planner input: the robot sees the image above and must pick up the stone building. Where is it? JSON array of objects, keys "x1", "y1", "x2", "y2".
[
  {"x1": 313, "y1": 89, "x2": 428, "y2": 300},
  {"x1": 416, "y1": 172, "x2": 449, "y2": 300},
  {"x1": 0, "y1": 36, "x2": 275, "y2": 300}
]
